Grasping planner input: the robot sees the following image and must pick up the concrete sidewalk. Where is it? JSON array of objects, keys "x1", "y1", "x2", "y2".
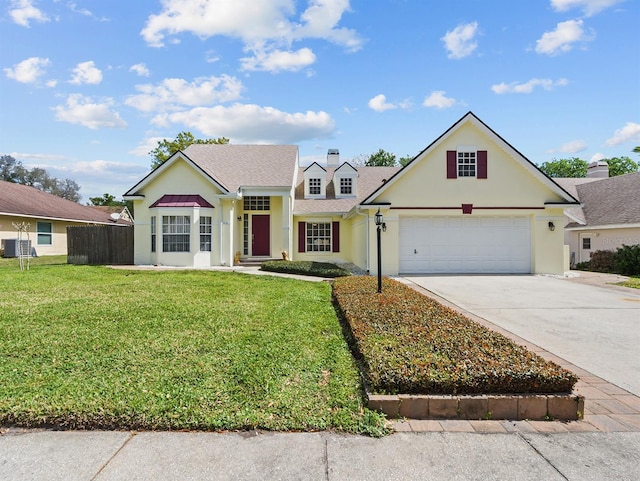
[{"x1": 2, "y1": 428, "x2": 639, "y2": 481}]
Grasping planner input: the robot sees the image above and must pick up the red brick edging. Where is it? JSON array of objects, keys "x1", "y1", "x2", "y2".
[{"x1": 369, "y1": 392, "x2": 584, "y2": 421}]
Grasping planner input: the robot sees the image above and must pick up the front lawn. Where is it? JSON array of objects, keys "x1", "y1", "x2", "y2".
[{"x1": 0, "y1": 260, "x2": 387, "y2": 435}]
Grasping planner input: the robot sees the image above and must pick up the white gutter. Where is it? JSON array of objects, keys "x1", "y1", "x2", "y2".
[{"x1": 355, "y1": 207, "x2": 370, "y2": 273}]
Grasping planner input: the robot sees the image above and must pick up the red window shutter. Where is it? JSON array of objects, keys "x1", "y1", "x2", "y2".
[
  {"x1": 447, "y1": 151, "x2": 457, "y2": 178},
  {"x1": 477, "y1": 150, "x2": 488, "y2": 179},
  {"x1": 298, "y1": 222, "x2": 305, "y2": 253},
  {"x1": 332, "y1": 221, "x2": 340, "y2": 252}
]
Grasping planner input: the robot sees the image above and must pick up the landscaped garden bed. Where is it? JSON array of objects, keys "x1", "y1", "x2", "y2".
[
  {"x1": 260, "y1": 260, "x2": 351, "y2": 278},
  {"x1": 332, "y1": 276, "x2": 583, "y2": 420}
]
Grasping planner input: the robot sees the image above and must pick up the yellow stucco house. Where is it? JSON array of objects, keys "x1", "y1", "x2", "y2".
[{"x1": 124, "y1": 112, "x2": 579, "y2": 275}]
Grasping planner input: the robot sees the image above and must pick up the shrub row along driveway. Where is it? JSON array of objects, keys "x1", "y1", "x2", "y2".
[{"x1": 403, "y1": 274, "x2": 640, "y2": 397}]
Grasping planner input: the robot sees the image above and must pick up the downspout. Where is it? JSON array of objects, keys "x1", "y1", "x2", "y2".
[{"x1": 355, "y1": 207, "x2": 370, "y2": 273}]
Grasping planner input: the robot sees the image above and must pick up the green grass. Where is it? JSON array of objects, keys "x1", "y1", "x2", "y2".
[
  {"x1": 0, "y1": 259, "x2": 387, "y2": 435},
  {"x1": 618, "y1": 276, "x2": 640, "y2": 289}
]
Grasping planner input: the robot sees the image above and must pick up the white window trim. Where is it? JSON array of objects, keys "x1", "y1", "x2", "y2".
[
  {"x1": 36, "y1": 221, "x2": 52, "y2": 246},
  {"x1": 457, "y1": 146, "x2": 477, "y2": 178}
]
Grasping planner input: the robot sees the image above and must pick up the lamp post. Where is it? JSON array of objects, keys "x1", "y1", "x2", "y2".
[{"x1": 374, "y1": 208, "x2": 386, "y2": 293}]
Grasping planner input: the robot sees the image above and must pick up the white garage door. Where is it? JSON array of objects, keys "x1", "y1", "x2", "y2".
[{"x1": 399, "y1": 216, "x2": 531, "y2": 274}]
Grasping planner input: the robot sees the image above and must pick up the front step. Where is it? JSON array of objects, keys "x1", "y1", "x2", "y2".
[{"x1": 237, "y1": 257, "x2": 279, "y2": 267}]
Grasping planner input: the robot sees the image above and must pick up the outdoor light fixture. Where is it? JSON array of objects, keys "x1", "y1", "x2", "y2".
[
  {"x1": 548, "y1": 221, "x2": 555, "y2": 232},
  {"x1": 374, "y1": 208, "x2": 386, "y2": 293},
  {"x1": 237, "y1": 216, "x2": 242, "y2": 221}
]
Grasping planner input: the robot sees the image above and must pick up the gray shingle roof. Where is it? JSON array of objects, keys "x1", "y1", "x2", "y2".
[
  {"x1": 554, "y1": 177, "x2": 603, "y2": 225},
  {"x1": 573, "y1": 172, "x2": 640, "y2": 227},
  {"x1": 0, "y1": 180, "x2": 124, "y2": 224},
  {"x1": 294, "y1": 166, "x2": 400, "y2": 215},
  {"x1": 184, "y1": 144, "x2": 298, "y2": 191}
]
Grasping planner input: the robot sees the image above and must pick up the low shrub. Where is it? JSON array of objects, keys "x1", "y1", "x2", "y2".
[
  {"x1": 261, "y1": 260, "x2": 351, "y2": 278},
  {"x1": 333, "y1": 276, "x2": 577, "y2": 395},
  {"x1": 613, "y1": 244, "x2": 640, "y2": 276},
  {"x1": 574, "y1": 261, "x2": 590, "y2": 271},
  {"x1": 589, "y1": 250, "x2": 615, "y2": 272}
]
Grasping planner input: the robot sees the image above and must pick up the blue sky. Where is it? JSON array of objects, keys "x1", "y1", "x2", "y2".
[{"x1": 1, "y1": 0, "x2": 638, "y2": 202}]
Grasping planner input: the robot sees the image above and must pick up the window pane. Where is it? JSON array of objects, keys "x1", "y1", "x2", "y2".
[
  {"x1": 200, "y1": 216, "x2": 212, "y2": 251},
  {"x1": 162, "y1": 216, "x2": 190, "y2": 252},
  {"x1": 306, "y1": 222, "x2": 331, "y2": 252},
  {"x1": 36, "y1": 222, "x2": 52, "y2": 245}
]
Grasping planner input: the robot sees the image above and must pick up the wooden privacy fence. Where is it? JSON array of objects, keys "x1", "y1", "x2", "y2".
[{"x1": 67, "y1": 225, "x2": 134, "y2": 265}]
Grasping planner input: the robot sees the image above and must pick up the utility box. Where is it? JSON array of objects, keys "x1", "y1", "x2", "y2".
[{"x1": 3, "y1": 239, "x2": 31, "y2": 258}]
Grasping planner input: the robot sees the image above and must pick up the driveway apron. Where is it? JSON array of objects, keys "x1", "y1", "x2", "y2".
[{"x1": 402, "y1": 275, "x2": 640, "y2": 397}]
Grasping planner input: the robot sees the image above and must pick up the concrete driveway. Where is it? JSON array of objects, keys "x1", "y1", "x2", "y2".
[{"x1": 402, "y1": 274, "x2": 640, "y2": 397}]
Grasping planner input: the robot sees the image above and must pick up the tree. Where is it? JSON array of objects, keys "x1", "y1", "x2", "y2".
[
  {"x1": 0, "y1": 154, "x2": 81, "y2": 201},
  {"x1": 88, "y1": 193, "x2": 125, "y2": 206},
  {"x1": 601, "y1": 156, "x2": 639, "y2": 177},
  {"x1": 399, "y1": 154, "x2": 414, "y2": 167},
  {"x1": 150, "y1": 131, "x2": 229, "y2": 169},
  {"x1": 538, "y1": 157, "x2": 588, "y2": 177},
  {"x1": 365, "y1": 149, "x2": 397, "y2": 167},
  {"x1": 633, "y1": 146, "x2": 640, "y2": 154}
]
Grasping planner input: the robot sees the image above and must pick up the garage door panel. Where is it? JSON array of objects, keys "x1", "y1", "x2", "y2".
[{"x1": 399, "y1": 216, "x2": 531, "y2": 274}]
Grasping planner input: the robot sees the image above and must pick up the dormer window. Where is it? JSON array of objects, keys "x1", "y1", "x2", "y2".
[
  {"x1": 303, "y1": 162, "x2": 327, "y2": 198},
  {"x1": 333, "y1": 162, "x2": 358, "y2": 199},
  {"x1": 309, "y1": 178, "x2": 322, "y2": 195},
  {"x1": 340, "y1": 178, "x2": 352, "y2": 195}
]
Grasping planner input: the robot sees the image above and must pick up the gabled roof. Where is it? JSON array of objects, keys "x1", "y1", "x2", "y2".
[
  {"x1": 125, "y1": 145, "x2": 299, "y2": 196},
  {"x1": 294, "y1": 166, "x2": 399, "y2": 215},
  {"x1": 361, "y1": 111, "x2": 579, "y2": 206},
  {"x1": 562, "y1": 172, "x2": 640, "y2": 227},
  {"x1": 184, "y1": 144, "x2": 298, "y2": 191},
  {"x1": 303, "y1": 161, "x2": 326, "y2": 173},
  {"x1": 0, "y1": 180, "x2": 126, "y2": 224}
]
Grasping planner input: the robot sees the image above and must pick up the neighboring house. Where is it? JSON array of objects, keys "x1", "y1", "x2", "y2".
[
  {"x1": 556, "y1": 168, "x2": 640, "y2": 265},
  {"x1": 124, "y1": 112, "x2": 579, "y2": 275},
  {"x1": 0, "y1": 180, "x2": 131, "y2": 256}
]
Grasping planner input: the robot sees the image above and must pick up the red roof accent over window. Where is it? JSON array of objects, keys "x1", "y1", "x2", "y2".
[{"x1": 150, "y1": 195, "x2": 214, "y2": 208}]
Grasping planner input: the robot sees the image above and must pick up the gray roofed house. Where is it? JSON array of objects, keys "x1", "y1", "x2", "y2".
[
  {"x1": 0, "y1": 180, "x2": 131, "y2": 256},
  {"x1": 556, "y1": 171, "x2": 640, "y2": 265}
]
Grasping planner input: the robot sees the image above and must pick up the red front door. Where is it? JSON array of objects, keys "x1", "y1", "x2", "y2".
[{"x1": 252, "y1": 215, "x2": 270, "y2": 256}]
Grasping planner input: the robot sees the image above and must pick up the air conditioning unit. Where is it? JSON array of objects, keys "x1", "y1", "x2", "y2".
[{"x1": 3, "y1": 239, "x2": 32, "y2": 258}]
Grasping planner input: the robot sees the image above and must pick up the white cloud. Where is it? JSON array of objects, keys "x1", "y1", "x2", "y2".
[
  {"x1": 125, "y1": 75, "x2": 243, "y2": 112},
  {"x1": 590, "y1": 152, "x2": 606, "y2": 162},
  {"x1": 130, "y1": 63, "x2": 150, "y2": 77},
  {"x1": 153, "y1": 103, "x2": 335, "y2": 144},
  {"x1": 69, "y1": 61, "x2": 103, "y2": 85},
  {"x1": 4, "y1": 56, "x2": 50, "y2": 84},
  {"x1": 53, "y1": 94, "x2": 127, "y2": 129},
  {"x1": 547, "y1": 140, "x2": 587, "y2": 154},
  {"x1": 535, "y1": 19, "x2": 592, "y2": 55},
  {"x1": 368, "y1": 94, "x2": 397, "y2": 112},
  {"x1": 240, "y1": 47, "x2": 316, "y2": 72},
  {"x1": 9, "y1": 0, "x2": 49, "y2": 27},
  {"x1": 491, "y1": 78, "x2": 569, "y2": 94},
  {"x1": 129, "y1": 137, "x2": 167, "y2": 157},
  {"x1": 423, "y1": 91, "x2": 456, "y2": 109},
  {"x1": 67, "y1": 2, "x2": 92, "y2": 17},
  {"x1": 550, "y1": 0, "x2": 624, "y2": 16},
  {"x1": 441, "y1": 22, "x2": 479, "y2": 59},
  {"x1": 140, "y1": 0, "x2": 362, "y2": 73},
  {"x1": 605, "y1": 122, "x2": 640, "y2": 146}
]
